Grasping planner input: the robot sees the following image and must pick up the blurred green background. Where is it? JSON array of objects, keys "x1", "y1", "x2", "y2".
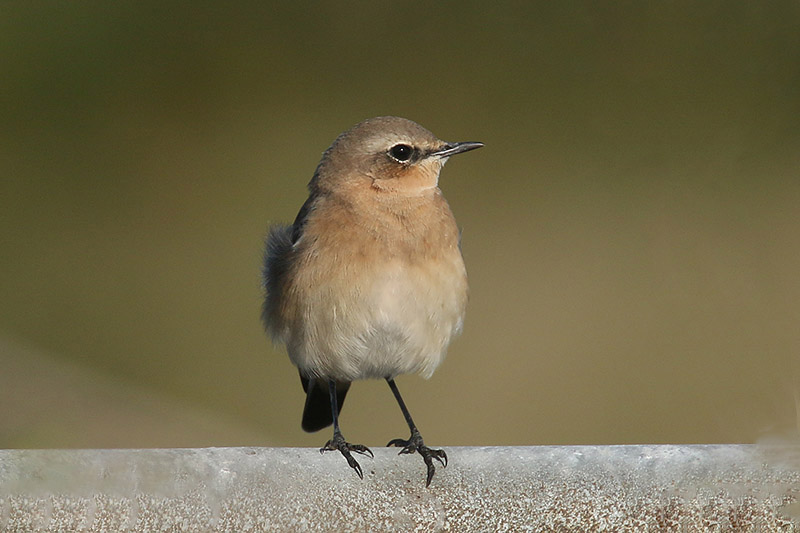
[{"x1": 2, "y1": 2, "x2": 799, "y2": 450}]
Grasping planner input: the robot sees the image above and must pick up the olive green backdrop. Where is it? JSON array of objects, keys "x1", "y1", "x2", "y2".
[{"x1": 2, "y1": 2, "x2": 799, "y2": 449}]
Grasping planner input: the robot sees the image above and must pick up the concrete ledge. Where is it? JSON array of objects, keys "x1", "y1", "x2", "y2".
[{"x1": 1, "y1": 445, "x2": 799, "y2": 531}]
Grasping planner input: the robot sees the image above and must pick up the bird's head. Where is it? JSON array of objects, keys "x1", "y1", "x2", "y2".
[{"x1": 311, "y1": 116, "x2": 482, "y2": 197}]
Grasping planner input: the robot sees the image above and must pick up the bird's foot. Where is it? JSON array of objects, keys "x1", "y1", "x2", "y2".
[
  {"x1": 387, "y1": 429, "x2": 447, "y2": 487},
  {"x1": 321, "y1": 432, "x2": 373, "y2": 479}
]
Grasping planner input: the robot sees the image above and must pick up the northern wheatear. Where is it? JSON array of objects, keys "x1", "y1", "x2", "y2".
[{"x1": 262, "y1": 116, "x2": 482, "y2": 486}]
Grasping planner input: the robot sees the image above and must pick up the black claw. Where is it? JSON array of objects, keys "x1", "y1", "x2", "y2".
[
  {"x1": 387, "y1": 431, "x2": 447, "y2": 487},
  {"x1": 321, "y1": 433, "x2": 372, "y2": 480},
  {"x1": 424, "y1": 456, "x2": 435, "y2": 487},
  {"x1": 432, "y1": 448, "x2": 448, "y2": 467},
  {"x1": 350, "y1": 443, "x2": 374, "y2": 458},
  {"x1": 349, "y1": 455, "x2": 364, "y2": 479}
]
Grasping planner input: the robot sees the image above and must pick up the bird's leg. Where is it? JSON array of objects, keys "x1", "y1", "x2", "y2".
[
  {"x1": 320, "y1": 379, "x2": 372, "y2": 479},
  {"x1": 385, "y1": 378, "x2": 447, "y2": 487}
]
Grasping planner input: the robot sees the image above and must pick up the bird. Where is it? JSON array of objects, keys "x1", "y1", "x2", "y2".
[{"x1": 262, "y1": 116, "x2": 482, "y2": 486}]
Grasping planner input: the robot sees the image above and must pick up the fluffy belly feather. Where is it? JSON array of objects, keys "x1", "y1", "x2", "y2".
[{"x1": 287, "y1": 258, "x2": 466, "y2": 381}]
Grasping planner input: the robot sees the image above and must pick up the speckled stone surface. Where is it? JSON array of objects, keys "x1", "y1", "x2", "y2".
[{"x1": 1, "y1": 445, "x2": 798, "y2": 531}]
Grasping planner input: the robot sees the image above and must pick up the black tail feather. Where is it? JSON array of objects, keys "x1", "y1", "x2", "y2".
[{"x1": 300, "y1": 374, "x2": 351, "y2": 432}]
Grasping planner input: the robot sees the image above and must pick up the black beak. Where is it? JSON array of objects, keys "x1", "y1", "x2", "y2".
[{"x1": 431, "y1": 141, "x2": 484, "y2": 158}]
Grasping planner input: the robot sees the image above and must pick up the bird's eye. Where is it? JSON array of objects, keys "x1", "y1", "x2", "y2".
[{"x1": 388, "y1": 144, "x2": 414, "y2": 162}]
